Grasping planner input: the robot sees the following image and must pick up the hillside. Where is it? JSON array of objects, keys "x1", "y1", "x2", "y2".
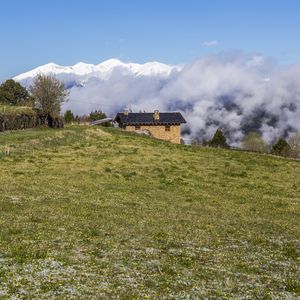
[{"x1": 0, "y1": 126, "x2": 299, "y2": 298}]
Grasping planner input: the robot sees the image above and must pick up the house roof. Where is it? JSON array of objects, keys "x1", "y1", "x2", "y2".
[{"x1": 115, "y1": 112, "x2": 186, "y2": 125}]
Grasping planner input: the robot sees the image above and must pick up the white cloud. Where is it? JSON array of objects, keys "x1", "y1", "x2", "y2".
[
  {"x1": 202, "y1": 40, "x2": 219, "y2": 47},
  {"x1": 16, "y1": 53, "x2": 300, "y2": 145},
  {"x1": 246, "y1": 55, "x2": 265, "y2": 67}
]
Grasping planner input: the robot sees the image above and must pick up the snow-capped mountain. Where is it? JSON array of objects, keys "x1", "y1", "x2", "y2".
[{"x1": 14, "y1": 59, "x2": 180, "y2": 84}]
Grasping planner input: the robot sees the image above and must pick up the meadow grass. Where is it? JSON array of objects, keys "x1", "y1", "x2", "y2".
[{"x1": 0, "y1": 126, "x2": 299, "y2": 298}]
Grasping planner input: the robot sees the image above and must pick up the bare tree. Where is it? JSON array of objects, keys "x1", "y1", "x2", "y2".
[
  {"x1": 288, "y1": 132, "x2": 300, "y2": 158},
  {"x1": 241, "y1": 132, "x2": 268, "y2": 153},
  {"x1": 30, "y1": 74, "x2": 68, "y2": 117}
]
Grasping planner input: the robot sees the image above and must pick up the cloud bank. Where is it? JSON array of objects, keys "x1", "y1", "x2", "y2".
[{"x1": 16, "y1": 52, "x2": 300, "y2": 145}]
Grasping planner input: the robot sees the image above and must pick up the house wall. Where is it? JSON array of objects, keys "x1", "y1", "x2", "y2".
[{"x1": 125, "y1": 125, "x2": 181, "y2": 144}]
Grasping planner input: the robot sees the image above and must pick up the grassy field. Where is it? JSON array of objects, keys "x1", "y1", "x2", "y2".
[{"x1": 0, "y1": 126, "x2": 299, "y2": 298}]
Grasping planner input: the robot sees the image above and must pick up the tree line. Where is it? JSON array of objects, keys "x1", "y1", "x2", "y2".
[
  {"x1": 0, "y1": 77, "x2": 110, "y2": 128},
  {"x1": 63, "y1": 109, "x2": 110, "y2": 126},
  {"x1": 0, "y1": 75, "x2": 66, "y2": 129},
  {"x1": 192, "y1": 128, "x2": 300, "y2": 159},
  {"x1": 1, "y1": 76, "x2": 299, "y2": 158},
  {"x1": 0, "y1": 75, "x2": 66, "y2": 115}
]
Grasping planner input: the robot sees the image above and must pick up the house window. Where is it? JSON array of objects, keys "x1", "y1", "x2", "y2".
[
  {"x1": 165, "y1": 125, "x2": 171, "y2": 132},
  {"x1": 135, "y1": 125, "x2": 141, "y2": 130}
]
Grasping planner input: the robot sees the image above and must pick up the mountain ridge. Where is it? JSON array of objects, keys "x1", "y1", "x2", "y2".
[{"x1": 14, "y1": 59, "x2": 181, "y2": 82}]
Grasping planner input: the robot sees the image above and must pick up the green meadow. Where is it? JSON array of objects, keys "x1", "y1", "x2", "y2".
[{"x1": 0, "y1": 126, "x2": 299, "y2": 298}]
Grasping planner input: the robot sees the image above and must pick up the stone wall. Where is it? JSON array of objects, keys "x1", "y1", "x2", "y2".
[{"x1": 125, "y1": 125, "x2": 181, "y2": 144}]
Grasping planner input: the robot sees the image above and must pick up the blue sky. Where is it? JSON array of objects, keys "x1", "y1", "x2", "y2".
[{"x1": 1, "y1": 0, "x2": 300, "y2": 80}]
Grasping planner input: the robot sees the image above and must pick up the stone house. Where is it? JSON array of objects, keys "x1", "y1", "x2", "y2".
[{"x1": 115, "y1": 110, "x2": 186, "y2": 144}]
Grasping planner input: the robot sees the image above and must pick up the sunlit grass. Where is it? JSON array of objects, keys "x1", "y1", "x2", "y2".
[{"x1": 0, "y1": 126, "x2": 299, "y2": 298}]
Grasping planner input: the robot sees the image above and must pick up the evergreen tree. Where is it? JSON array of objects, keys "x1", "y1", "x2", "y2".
[
  {"x1": 64, "y1": 110, "x2": 74, "y2": 124},
  {"x1": 210, "y1": 129, "x2": 229, "y2": 148},
  {"x1": 89, "y1": 110, "x2": 111, "y2": 126},
  {"x1": 271, "y1": 138, "x2": 291, "y2": 157},
  {"x1": 0, "y1": 79, "x2": 30, "y2": 105},
  {"x1": 89, "y1": 110, "x2": 107, "y2": 121}
]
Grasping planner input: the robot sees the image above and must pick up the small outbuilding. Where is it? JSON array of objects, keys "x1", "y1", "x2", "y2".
[{"x1": 115, "y1": 110, "x2": 186, "y2": 144}]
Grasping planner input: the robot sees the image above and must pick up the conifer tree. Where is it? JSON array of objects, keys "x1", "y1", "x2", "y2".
[
  {"x1": 64, "y1": 110, "x2": 74, "y2": 124},
  {"x1": 271, "y1": 138, "x2": 291, "y2": 157},
  {"x1": 210, "y1": 128, "x2": 229, "y2": 148},
  {"x1": 0, "y1": 79, "x2": 30, "y2": 105}
]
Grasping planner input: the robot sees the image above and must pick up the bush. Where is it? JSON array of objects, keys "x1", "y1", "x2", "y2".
[
  {"x1": 0, "y1": 106, "x2": 37, "y2": 131},
  {"x1": 36, "y1": 114, "x2": 64, "y2": 129},
  {"x1": 0, "y1": 105, "x2": 64, "y2": 132},
  {"x1": 271, "y1": 138, "x2": 291, "y2": 157}
]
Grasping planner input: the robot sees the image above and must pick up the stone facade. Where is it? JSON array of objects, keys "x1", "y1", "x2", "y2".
[{"x1": 125, "y1": 124, "x2": 181, "y2": 144}]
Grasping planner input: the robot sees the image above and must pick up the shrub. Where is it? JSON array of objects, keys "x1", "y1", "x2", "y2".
[
  {"x1": 36, "y1": 114, "x2": 64, "y2": 129},
  {"x1": 0, "y1": 105, "x2": 63, "y2": 131},
  {"x1": 0, "y1": 106, "x2": 37, "y2": 131},
  {"x1": 271, "y1": 138, "x2": 291, "y2": 157}
]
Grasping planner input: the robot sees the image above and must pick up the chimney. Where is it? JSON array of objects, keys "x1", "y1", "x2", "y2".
[
  {"x1": 153, "y1": 110, "x2": 160, "y2": 120},
  {"x1": 124, "y1": 109, "x2": 129, "y2": 116}
]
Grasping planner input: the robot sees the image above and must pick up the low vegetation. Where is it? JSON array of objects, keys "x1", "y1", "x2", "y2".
[
  {"x1": 0, "y1": 77, "x2": 66, "y2": 132},
  {"x1": 0, "y1": 105, "x2": 37, "y2": 131},
  {"x1": 0, "y1": 126, "x2": 299, "y2": 298},
  {"x1": 193, "y1": 128, "x2": 300, "y2": 159}
]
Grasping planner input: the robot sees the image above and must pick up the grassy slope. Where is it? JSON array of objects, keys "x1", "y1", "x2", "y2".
[{"x1": 0, "y1": 126, "x2": 299, "y2": 298}]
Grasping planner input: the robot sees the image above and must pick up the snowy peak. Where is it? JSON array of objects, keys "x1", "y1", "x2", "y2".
[
  {"x1": 14, "y1": 63, "x2": 61, "y2": 81},
  {"x1": 97, "y1": 58, "x2": 124, "y2": 69},
  {"x1": 14, "y1": 59, "x2": 179, "y2": 82},
  {"x1": 71, "y1": 62, "x2": 98, "y2": 75},
  {"x1": 136, "y1": 61, "x2": 175, "y2": 76}
]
